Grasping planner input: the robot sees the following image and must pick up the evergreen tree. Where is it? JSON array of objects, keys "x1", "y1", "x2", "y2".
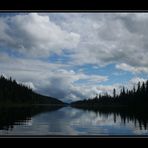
[
  {"x1": 71, "y1": 79, "x2": 148, "y2": 108},
  {"x1": 113, "y1": 88, "x2": 116, "y2": 98}
]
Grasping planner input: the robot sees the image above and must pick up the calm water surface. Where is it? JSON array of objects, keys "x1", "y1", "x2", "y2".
[{"x1": 0, "y1": 106, "x2": 148, "y2": 135}]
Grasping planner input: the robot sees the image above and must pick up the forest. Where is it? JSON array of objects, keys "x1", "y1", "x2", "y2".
[
  {"x1": 0, "y1": 75, "x2": 64, "y2": 105},
  {"x1": 71, "y1": 80, "x2": 148, "y2": 108}
]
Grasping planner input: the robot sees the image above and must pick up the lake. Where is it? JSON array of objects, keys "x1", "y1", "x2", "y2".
[{"x1": 0, "y1": 106, "x2": 148, "y2": 136}]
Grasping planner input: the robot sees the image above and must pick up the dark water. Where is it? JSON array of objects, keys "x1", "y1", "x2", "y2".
[{"x1": 0, "y1": 106, "x2": 148, "y2": 135}]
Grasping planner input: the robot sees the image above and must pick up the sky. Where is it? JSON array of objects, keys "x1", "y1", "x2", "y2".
[{"x1": 0, "y1": 13, "x2": 148, "y2": 103}]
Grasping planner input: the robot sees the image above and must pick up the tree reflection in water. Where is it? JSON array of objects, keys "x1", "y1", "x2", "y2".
[
  {"x1": 1, "y1": 105, "x2": 148, "y2": 134},
  {"x1": 72, "y1": 106, "x2": 148, "y2": 130},
  {"x1": 0, "y1": 105, "x2": 63, "y2": 131}
]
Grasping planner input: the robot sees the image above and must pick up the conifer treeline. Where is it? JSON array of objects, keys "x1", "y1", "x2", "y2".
[
  {"x1": 71, "y1": 80, "x2": 148, "y2": 107},
  {"x1": 0, "y1": 75, "x2": 64, "y2": 105}
]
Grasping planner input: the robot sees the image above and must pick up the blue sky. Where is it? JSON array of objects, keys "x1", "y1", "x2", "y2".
[{"x1": 0, "y1": 13, "x2": 148, "y2": 102}]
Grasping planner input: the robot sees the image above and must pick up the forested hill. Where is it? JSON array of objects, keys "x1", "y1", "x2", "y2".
[
  {"x1": 0, "y1": 76, "x2": 64, "y2": 105},
  {"x1": 71, "y1": 80, "x2": 148, "y2": 108}
]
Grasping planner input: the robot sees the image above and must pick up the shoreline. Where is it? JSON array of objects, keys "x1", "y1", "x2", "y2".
[{"x1": 0, "y1": 103, "x2": 66, "y2": 108}]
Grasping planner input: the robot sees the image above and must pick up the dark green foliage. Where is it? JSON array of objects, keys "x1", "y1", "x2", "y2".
[
  {"x1": 71, "y1": 80, "x2": 148, "y2": 107},
  {"x1": 0, "y1": 75, "x2": 64, "y2": 105}
]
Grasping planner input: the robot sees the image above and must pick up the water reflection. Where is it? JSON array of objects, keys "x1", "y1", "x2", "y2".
[
  {"x1": 0, "y1": 105, "x2": 62, "y2": 131},
  {"x1": 75, "y1": 106, "x2": 148, "y2": 131},
  {"x1": 0, "y1": 106, "x2": 148, "y2": 135}
]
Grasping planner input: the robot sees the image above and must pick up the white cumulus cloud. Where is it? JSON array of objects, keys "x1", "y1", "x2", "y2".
[{"x1": 0, "y1": 13, "x2": 80, "y2": 57}]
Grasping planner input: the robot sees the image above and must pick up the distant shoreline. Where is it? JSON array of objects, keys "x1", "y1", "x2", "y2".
[
  {"x1": 0, "y1": 103, "x2": 67, "y2": 108},
  {"x1": 70, "y1": 103, "x2": 148, "y2": 111}
]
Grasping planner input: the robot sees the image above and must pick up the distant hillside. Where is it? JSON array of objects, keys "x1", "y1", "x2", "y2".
[{"x1": 0, "y1": 76, "x2": 64, "y2": 105}]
